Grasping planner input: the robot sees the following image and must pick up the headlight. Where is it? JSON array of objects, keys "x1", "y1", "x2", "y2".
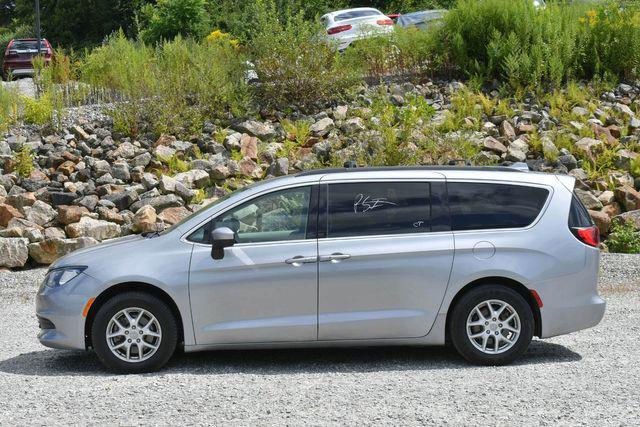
[{"x1": 44, "y1": 267, "x2": 87, "y2": 288}]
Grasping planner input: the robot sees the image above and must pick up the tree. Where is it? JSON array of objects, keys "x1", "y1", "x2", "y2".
[
  {"x1": 138, "y1": 0, "x2": 209, "y2": 44},
  {"x1": 10, "y1": 0, "x2": 149, "y2": 48}
]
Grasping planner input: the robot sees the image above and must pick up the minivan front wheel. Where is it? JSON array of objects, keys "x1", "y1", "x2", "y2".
[
  {"x1": 91, "y1": 292, "x2": 178, "y2": 373},
  {"x1": 450, "y1": 285, "x2": 533, "y2": 366}
]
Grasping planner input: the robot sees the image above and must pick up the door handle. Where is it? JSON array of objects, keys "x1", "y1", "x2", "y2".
[
  {"x1": 319, "y1": 253, "x2": 351, "y2": 263},
  {"x1": 285, "y1": 256, "x2": 317, "y2": 266}
]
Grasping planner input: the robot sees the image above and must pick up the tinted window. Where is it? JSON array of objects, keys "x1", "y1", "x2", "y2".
[
  {"x1": 188, "y1": 186, "x2": 312, "y2": 244},
  {"x1": 327, "y1": 182, "x2": 430, "y2": 238},
  {"x1": 568, "y1": 194, "x2": 594, "y2": 228},
  {"x1": 448, "y1": 183, "x2": 549, "y2": 231},
  {"x1": 334, "y1": 10, "x2": 382, "y2": 21}
]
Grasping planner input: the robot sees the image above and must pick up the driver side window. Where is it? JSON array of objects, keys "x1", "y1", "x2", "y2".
[{"x1": 188, "y1": 186, "x2": 312, "y2": 244}]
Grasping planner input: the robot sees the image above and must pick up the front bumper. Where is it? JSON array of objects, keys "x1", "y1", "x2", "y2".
[
  {"x1": 35, "y1": 272, "x2": 101, "y2": 350},
  {"x1": 3, "y1": 67, "x2": 35, "y2": 77}
]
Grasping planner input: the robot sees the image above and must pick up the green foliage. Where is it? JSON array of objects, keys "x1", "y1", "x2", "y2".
[
  {"x1": 438, "y1": 0, "x2": 585, "y2": 90},
  {"x1": 250, "y1": 0, "x2": 359, "y2": 112},
  {"x1": 606, "y1": 218, "x2": 640, "y2": 254},
  {"x1": 138, "y1": 0, "x2": 210, "y2": 44},
  {"x1": 631, "y1": 156, "x2": 640, "y2": 178},
  {"x1": 190, "y1": 188, "x2": 208, "y2": 204},
  {"x1": 158, "y1": 153, "x2": 190, "y2": 174},
  {"x1": 577, "y1": 3, "x2": 640, "y2": 82},
  {"x1": 0, "y1": 85, "x2": 19, "y2": 130},
  {"x1": 280, "y1": 119, "x2": 311, "y2": 146},
  {"x1": 13, "y1": 145, "x2": 35, "y2": 178},
  {"x1": 343, "y1": 27, "x2": 441, "y2": 81},
  {"x1": 10, "y1": 0, "x2": 146, "y2": 49},
  {"x1": 81, "y1": 32, "x2": 250, "y2": 137},
  {"x1": 22, "y1": 95, "x2": 54, "y2": 125}
]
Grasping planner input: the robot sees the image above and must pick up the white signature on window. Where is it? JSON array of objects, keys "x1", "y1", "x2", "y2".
[{"x1": 353, "y1": 194, "x2": 397, "y2": 213}]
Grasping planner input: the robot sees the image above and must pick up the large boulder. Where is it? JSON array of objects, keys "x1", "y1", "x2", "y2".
[
  {"x1": 575, "y1": 189, "x2": 603, "y2": 210},
  {"x1": 310, "y1": 118, "x2": 335, "y2": 137},
  {"x1": 132, "y1": 205, "x2": 157, "y2": 233},
  {"x1": 130, "y1": 194, "x2": 184, "y2": 213},
  {"x1": 28, "y1": 237, "x2": 98, "y2": 264},
  {"x1": 25, "y1": 201, "x2": 57, "y2": 226},
  {"x1": 615, "y1": 210, "x2": 640, "y2": 231},
  {"x1": 65, "y1": 217, "x2": 121, "y2": 241},
  {"x1": 0, "y1": 238, "x2": 29, "y2": 268},
  {"x1": 0, "y1": 203, "x2": 24, "y2": 227},
  {"x1": 174, "y1": 170, "x2": 210, "y2": 189},
  {"x1": 57, "y1": 205, "x2": 90, "y2": 225},
  {"x1": 158, "y1": 206, "x2": 191, "y2": 225},
  {"x1": 233, "y1": 120, "x2": 276, "y2": 140},
  {"x1": 615, "y1": 185, "x2": 640, "y2": 212}
]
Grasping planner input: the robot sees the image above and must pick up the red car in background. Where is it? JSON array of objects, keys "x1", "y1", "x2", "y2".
[{"x1": 2, "y1": 38, "x2": 52, "y2": 80}]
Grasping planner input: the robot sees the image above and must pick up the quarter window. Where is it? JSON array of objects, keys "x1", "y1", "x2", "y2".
[
  {"x1": 327, "y1": 182, "x2": 431, "y2": 238},
  {"x1": 188, "y1": 186, "x2": 312, "y2": 244},
  {"x1": 447, "y1": 183, "x2": 549, "y2": 231}
]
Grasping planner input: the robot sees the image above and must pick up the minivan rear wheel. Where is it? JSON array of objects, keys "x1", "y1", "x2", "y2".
[
  {"x1": 450, "y1": 285, "x2": 533, "y2": 366},
  {"x1": 91, "y1": 292, "x2": 178, "y2": 374}
]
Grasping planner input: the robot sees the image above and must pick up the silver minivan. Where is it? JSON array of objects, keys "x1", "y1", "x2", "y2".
[{"x1": 36, "y1": 166, "x2": 606, "y2": 373}]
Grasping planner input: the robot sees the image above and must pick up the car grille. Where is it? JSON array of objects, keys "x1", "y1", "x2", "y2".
[{"x1": 37, "y1": 316, "x2": 55, "y2": 330}]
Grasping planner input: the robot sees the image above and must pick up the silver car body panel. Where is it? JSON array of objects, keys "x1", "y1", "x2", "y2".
[{"x1": 36, "y1": 168, "x2": 605, "y2": 353}]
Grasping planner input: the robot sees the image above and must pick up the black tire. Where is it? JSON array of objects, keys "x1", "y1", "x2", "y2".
[
  {"x1": 449, "y1": 285, "x2": 534, "y2": 366},
  {"x1": 91, "y1": 292, "x2": 178, "y2": 374}
]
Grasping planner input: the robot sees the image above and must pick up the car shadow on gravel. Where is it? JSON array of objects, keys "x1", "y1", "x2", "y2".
[{"x1": 0, "y1": 340, "x2": 580, "y2": 377}]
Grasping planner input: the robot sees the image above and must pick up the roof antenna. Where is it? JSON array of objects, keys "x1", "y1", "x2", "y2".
[{"x1": 343, "y1": 160, "x2": 358, "y2": 169}]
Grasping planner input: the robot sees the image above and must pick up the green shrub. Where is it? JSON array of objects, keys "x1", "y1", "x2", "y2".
[
  {"x1": 343, "y1": 26, "x2": 442, "y2": 81},
  {"x1": 138, "y1": 0, "x2": 210, "y2": 44},
  {"x1": 22, "y1": 95, "x2": 54, "y2": 125},
  {"x1": 81, "y1": 32, "x2": 250, "y2": 137},
  {"x1": 577, "y1": 3, "x2": 640, "y2": 81},
  {"x1": 606, "y1": 218, "x2": 640, "y2": 254},
  {"x1": 437, "y1": 0, "x2": 584, "y2": 90},
  {"x1": 250, "y1": 0, "x2": 359, "y2": 112},
  {"x1": 0, "y1": 86, "x2": 19, "y2": 130},
  {"x1": 14, "y1": 145, "x2": 35, "y2": 178}
]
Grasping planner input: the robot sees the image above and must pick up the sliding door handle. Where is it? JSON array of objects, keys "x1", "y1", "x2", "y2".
[
  {"x1": 285, "y1": 256, "x2": 317, "y2": 266},
  {"x1": 319, "y1": 253, "x2": 351, "y2": 263}
]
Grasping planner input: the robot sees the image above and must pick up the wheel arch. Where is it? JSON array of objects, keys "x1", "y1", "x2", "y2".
[
  {"x1": 444, "y1": 276, "x2": 542, "y2": 342},
  {"x1": 84, "y1": 282, "x2": 184, "y2": 349}
]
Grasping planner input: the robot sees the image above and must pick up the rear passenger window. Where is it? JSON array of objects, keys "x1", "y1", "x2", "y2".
[
  {"x1": 448, "y1": 183, "x2": 549, "y2": 231},
  {"x1": 327, "y1": 182, "x2": 430, "y2": 238}
]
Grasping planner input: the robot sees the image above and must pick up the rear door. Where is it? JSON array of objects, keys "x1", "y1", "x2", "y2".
[{"x1": 317, "y1": 178, "x2": 455, "y2": 340}]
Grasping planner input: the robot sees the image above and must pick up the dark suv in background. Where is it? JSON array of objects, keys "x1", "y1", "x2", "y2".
[{"x1": 2, "y1": 38, "x2": 52, "y2": 80}]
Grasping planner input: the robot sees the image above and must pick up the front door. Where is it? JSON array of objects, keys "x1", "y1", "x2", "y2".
[
  {"x1": 188, "y1": 185, "x2": 319, "y2": 344},
  {"x1": 317, "y1": 180, "x2": 454, "y2": 340}
]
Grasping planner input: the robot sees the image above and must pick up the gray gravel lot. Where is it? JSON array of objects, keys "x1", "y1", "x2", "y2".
[{"x1": 0, "y1": 253, "x2": 639, "y2": 425}]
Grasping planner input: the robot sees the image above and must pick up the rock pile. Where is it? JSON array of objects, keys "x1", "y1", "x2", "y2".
[{"x1": 1, "y1": 80, "x2": 639, "y2": 268}]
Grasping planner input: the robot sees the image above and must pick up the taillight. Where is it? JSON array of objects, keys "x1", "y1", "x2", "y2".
[
  {"x1": 376, "y1": 19, "x2": 394, "y2": 25},
  {"x1": 571, "y1": 226, "x2": 600, "y2": 247},
  {"x1": 327, "y1": 25, "x2": 352, "y2": 35}
]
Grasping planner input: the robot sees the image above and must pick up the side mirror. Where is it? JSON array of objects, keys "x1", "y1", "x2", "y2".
[{"x1": 210, "y1": 227, "x2": 235, "y2": 260}]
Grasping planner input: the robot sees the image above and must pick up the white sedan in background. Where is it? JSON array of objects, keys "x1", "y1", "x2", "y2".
[{"x1": 321, "y1": 8, "x2": 395, "y2": 51}]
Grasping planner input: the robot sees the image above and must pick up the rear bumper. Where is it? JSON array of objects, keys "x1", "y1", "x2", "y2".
[
  {"x1": 539, "y1": 294, "x2": 605, "y2": 338},
  {"x1": 3, "y1": 67, "x2": 35, "y2": 77},
  {"x1": 537, "y1": 248, "x2": 605, "y2": 338}
]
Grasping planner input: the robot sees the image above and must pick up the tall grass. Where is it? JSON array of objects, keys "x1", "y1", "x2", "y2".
[
  {"x1": 436, "y1": 0, "x2": 640, "y2": 90},
  {"x1": 80, "y1": 31, "x2": 250, "y2": 137}
]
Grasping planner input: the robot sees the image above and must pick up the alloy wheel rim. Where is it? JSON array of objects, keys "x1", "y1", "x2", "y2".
[
  {"x1": 466, "y1": 299, "x2": 520, "y2": 355},
  {"x1": 106, "y1": 307, "x2": 162, "y2": 363}
]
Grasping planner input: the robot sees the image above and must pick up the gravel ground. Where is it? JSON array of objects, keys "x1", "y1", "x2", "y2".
[{"x1": 0, "y1": 254, "x2": 638, "y2": 425}]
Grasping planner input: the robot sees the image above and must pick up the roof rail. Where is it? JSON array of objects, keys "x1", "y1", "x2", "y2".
[{"x1": 502, "y1": 162, "x2": 530, "y2": 172}]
